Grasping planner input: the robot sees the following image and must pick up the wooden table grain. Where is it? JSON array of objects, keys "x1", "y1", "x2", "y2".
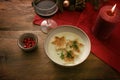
[{"x1": 0, "y1": 0, "x2": 120, "y2": 80}]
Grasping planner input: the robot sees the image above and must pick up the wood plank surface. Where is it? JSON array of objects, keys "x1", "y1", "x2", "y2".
[{"x1": 0, "y1": 31, "x2": 120, "y2": 80}]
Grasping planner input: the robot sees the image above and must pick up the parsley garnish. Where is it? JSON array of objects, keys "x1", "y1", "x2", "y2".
[
  {"x1": 60, "y1": 51, "x2": 64, "y2": 59},
  {"x1": 66, "y1": 50, "x2": 73, "y2": 58},
  {"x1": 72, "y1": 41, "x2": 79, "y2": 50}
]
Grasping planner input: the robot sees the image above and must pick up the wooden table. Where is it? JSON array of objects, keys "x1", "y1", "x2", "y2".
[{"x1": 0, "y1": 0, "x2": 120, "y2": 80}]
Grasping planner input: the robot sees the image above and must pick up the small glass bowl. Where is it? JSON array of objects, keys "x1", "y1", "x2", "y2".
[{"x1": 18, "y1": 33, "x2": 38, "y2": 52}]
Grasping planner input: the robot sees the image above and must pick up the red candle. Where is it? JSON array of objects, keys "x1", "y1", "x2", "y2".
[{"x1": 92, "y1": 4, "x2": 120, "y2": 40}]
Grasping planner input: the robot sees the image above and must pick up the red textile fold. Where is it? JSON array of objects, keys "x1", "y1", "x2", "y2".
[{"x1": 33, "y1": 1, "x2": 120, "y2": 72}]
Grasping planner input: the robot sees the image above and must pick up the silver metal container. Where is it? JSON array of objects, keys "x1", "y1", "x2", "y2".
[{"x1": 32, "y1": 0, "x2": 58, "y2": 17}]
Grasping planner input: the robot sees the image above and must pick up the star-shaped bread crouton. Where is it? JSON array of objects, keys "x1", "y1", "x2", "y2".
[{"x1": 52, "y1": 36, "x2": 66, "y2": 49}]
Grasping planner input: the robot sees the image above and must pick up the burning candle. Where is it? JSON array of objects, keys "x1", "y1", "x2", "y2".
[{"x1": 92, "y1": 4, "x2": 120, "y2": 40}]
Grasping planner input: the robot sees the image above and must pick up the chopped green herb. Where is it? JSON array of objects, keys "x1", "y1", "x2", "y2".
[
  {"x1": 66, "y1": 50, "x2": 73, "y2": 58},
  {"x1": 60, "y1": 51, "x2": 64, "y2": 59},
  {"x1": 72, "y1": 41, "x2": 79, "y2": 50}
]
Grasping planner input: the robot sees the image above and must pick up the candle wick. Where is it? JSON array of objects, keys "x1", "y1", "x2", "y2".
[
  {"x1": 111, "y1": 10, "x2": 115, "y2": 15},
  {"x1": 107, "y1": 10, "x2": 115, "y2": 16}
]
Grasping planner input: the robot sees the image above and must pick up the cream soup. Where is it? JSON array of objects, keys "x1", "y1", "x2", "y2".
[{"x1": 48, "y1": 32, "x2": 84, "y2": 64}]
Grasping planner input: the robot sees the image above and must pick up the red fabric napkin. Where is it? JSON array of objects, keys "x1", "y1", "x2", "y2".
[{"x1": 33, "y1": 1, "x2": 120, "y2": 72}]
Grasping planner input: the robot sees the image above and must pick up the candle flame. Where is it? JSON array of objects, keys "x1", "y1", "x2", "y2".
[{"x1": 111, "y1": 4, "x2": 116, "y2": 13}]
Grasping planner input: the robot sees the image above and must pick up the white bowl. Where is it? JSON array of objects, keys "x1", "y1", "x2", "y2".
[{"x1": 44, "y1": 25, "x2": 91, "y2": 66}]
